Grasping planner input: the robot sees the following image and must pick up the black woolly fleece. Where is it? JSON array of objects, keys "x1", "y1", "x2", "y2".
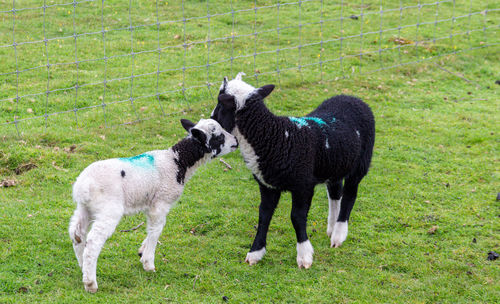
[{"x1": 234, "y1": 94, "x2": 375, "y2": 192}]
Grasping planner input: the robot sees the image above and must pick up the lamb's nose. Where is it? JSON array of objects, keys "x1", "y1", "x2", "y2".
[{"x1": 231, "y1": 138, "x2": 239, "y2": 148}]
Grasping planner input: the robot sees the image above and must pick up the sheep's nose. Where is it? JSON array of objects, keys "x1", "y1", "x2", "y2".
[{"x1": 231, "y1": 138, "x2": 239, "y2": 149}]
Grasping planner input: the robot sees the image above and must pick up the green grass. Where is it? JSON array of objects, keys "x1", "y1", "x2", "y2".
[{"x1": 1, "y1": 0, "x2": 500, "y2": 303}]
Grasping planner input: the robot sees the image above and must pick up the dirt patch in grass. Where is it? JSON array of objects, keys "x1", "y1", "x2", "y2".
[
  {"x1": 14, "y1": 163, "x2": 37, "y2": 175},
  {"x1": 1, "y1": 179, "x2": 17, "y2": 187}
]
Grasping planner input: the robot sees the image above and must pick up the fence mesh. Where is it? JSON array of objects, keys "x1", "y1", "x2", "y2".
[{"x1": 0, "y1": 0, "x2": 499, "y2": 136}]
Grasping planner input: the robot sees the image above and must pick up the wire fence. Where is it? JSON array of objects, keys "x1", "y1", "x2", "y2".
[{"x1": 0, "y1": 0, "x2": 498, "y2": 136}]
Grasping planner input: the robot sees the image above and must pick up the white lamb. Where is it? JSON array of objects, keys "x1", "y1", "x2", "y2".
[{"x1": 68, "y1": 118, "x2": 238, "y2": 293}]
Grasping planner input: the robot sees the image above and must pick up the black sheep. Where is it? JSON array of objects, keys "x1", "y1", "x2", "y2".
[{"x1": 211, "y1": 73, "x2": 375, "y2": 268}]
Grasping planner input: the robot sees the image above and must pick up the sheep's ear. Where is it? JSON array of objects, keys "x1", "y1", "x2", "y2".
[
  {"x1": 190, "y1": 128, "x2": 207, "y2": 145},
  {"x1": 222, "y1": 76, "x2": 228, "y2": 88},
  {"x1": 235, "y1": 72, "x2": 245, "y2": 80},
  {"x1": 257, "y1": 84, "x2": 275, "y2": 99},
  {"x1": 180, "y1": 119, "x2": 196, "y2": 132},
  {"x1": 218, "y1": 93, "x2": 235, "y2": 109}
]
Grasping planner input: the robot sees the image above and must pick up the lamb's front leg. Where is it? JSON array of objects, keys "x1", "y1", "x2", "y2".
[
  {"x1": 291, "y1": 188, "x2": 314, "y2": 269},
  {"x1": 82, "y1": 210, "x2": 122, "y2": 293},
  {"x1": 245, "y1": 184, "x2": 281, "y2": 265},
  {"x1": 139, "y1": 204, "x2": 170, "y2": 272}
]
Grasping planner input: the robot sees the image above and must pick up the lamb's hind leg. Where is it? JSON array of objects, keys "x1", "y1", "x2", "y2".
[
  {"x1": 138, "y1": 204, "x2": 171, "y2": 272},
  {"x1": 330, "y1": 176, "x2": 361, "y2": 248},
  {"x1": 326, "y1": 180, "x2": 343, "y2": 238},
  {"x1": 81, "y1": 204, "x2": 123, "y2": 293},
  {"x1": 69, "y1": 205, "x2": 90, "y2": 268}
]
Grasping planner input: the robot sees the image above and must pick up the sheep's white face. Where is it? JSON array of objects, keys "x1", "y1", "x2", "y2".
[
  {"x1": 183, "y1": 119, "x2": 238, "y2": 157},
  {"x1": 211, "y1": 72, "x2": 275, "y2": 133},
  {"x1": 218, "y1": 72, "x2": 255, "y2": 110}
]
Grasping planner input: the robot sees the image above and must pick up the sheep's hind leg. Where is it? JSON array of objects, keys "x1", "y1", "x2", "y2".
[
  {"x1": 326, "y1": 180, "x2": 343, "y2": 238},
  {"x1": 139, "y1": 204, "x2": 171, "y2": 272},
  {"x1": 69, "y1": 205, "x2": 90, "y2": 268},
  {"x1": 81, "y1": 206, "x2": 123, "y2": 293},
  {"x1": 245, "y1": 184, "x2": 281, "y2": 265},
  {"x1": 291, "y1": 188, "x2": 314, "y2": 269},
  {"x1": 330, "y1": 176, "x2": 361, "y2": 248}
]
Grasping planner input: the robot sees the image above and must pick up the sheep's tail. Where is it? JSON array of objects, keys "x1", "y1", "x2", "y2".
[{"x1": 72, "y1": 174, "x2": 93, "y2": 205}]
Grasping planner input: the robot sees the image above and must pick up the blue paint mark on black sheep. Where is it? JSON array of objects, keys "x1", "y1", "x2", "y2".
[{"x1": 288, "y1": 116, "x2": 331, "y2": 128}]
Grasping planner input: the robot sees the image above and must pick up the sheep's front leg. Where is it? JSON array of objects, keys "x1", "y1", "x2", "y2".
[
  {"x1": 291, "y1": 188, "x2": 314, "y2": 269},
  {"x1": 245, "y1": 184, "x2": 281, "y2": 265},
  {"x1": 82, "y1": 210, "x2": 122, "y2": 293},
  {"x1": 139, "y1": 204, "x2": 170, "y2": 272}
]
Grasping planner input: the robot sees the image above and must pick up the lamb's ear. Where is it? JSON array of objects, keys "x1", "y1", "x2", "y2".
[
  {"x1": 257, "y1": 84, "x2": 275, "y2": 99},
  {"x1": 235, "y1": 72, "x2": 245, "y2": 80},
  {"x1": 218, "y1": 93, "x2": 235, "y2": 109},
  {"x1": 190, "y1": 128, "x2": 207, "y2": 145},
  {"x1": 180, "y1": 119, "x2": 196, "y2": 132}
]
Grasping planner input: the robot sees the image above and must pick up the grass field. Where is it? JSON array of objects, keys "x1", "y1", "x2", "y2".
[{"x1": 1, "y1": 0, "x2": 500, "y2": 303}]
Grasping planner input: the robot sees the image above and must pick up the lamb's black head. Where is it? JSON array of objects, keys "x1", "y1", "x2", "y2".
[
  {"x1": 181, "y1": 118, "x2": 238, "y2": 157},
  {"x1": 211, "y1": 91, "x2": 236, "y2": 133},
  {"x1": 211, "y1": 72, "x2": 274, "y2": 133}
]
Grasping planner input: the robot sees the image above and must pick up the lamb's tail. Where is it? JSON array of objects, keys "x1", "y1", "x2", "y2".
[{"x1": 72, "y1": 173, "x2": 93, "y2": 205}]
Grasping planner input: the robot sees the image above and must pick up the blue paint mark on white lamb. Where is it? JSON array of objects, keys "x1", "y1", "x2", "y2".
[{"x1": 119, "y1": 153, "x2": 155, "y2": 169}]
